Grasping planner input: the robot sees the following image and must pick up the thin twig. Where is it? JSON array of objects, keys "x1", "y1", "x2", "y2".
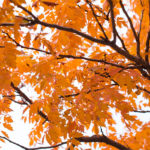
[
  {"x1": 120, "y1": 0, "x2": 140, "y2": 57},
  {"x1": 3, "y1": 32, "x2": 126, "y2": 68},
  {"x1": 0, "y1": 136, "x2": 29, "y2": 150},
  {"x1": 116, "y1": 30, "x2": 128, "y2": 51},
  {"x1": 10, "y1": 82, "x2": 49, "y2": 122},
  {"x1": 7, "y1": 97, "x2": 28, "y2": 105},
  {"x1": 86, "y1": 0, "x2": 108, "y2": 40},
  {"x1": 0, "y1": 135, "x2": 131, "y2": 150},
  {"x1": 137, "y1": 10, "x2": 144, "y2": 38},
  {"x1": 10, "y1": 0, "x2": 38, "y2": 20},
  {"x1": 136, "y1": 85, "x2": 150, "y2": 94},
  {"x1": 133, "y1": 110, "x2": 150, "y2": 113},
  {"x1": 3, "y1": 31, "x2": 50, "y2": 54}
]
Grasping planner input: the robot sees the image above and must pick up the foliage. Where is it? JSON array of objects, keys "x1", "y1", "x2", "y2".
[{"x1": 0, "y1": 0, "x2": 150, "y2": 149}]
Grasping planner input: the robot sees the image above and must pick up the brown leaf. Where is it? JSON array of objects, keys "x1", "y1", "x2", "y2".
[{"x1": 41, "y1": 1, "x2": 58, "y2": 6}]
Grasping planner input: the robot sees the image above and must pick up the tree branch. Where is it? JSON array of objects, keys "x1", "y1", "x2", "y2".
[
  {"x1": 2, "y1": 32, "x2": 50, "y2": 54},
  {"x1": 116, "y1": 30, "x2": 128, "y2": 51},
  {"x1": 9, "y1": 0, "x2": 38, "y2": 20},
  {"x1": 145, "y1": 0, "x2": 150, "y2": 64},
  {"x1": 3, "y1": 32, "x2": 126, "y2": 68},
  {"x1": 0, "y1": 135, "x2": 131, "y2": 150},
  {"x1": 120, "y1": 0, "x2": 140, "y2": 57},
  {"x1": 137, "y1": 10, "x2": 144, "y2": 38},
  {"x1": 133, "y1": 110, "x2": 150, "y2": 113},
  {"x1": 136, "y1": 85, "x2": 150, "y2": 94},
  {"x1": 86, "y1": 0, "x2": 108, "y2": 40},
  {"x1": 108, "y1": 0, "x2": 117, "y2": 42},
  {"x1": 145, "y1": 31, "x2": 150, "y2": 63},
  {"x1": 0, "y1": 136, "x2": 29, "y2": 150},
  {"x1": 10, "y1": 82, "x2": 33, "y2": 104},
  {"x1": 6, "y1": 97, "x2": 28, "y2": 105},
  {"x1": 58, "y1": 54, "x2": 125, "y2": 68},
  {"x1": 1, "y1": 4, "x2": 150, "y2": 78},
  {"x1": 10, "y1": 82, "x2": 49, "y2": 122},
  {"x1": 76, "y1": 135, "x2": 131, "y2": 150}
]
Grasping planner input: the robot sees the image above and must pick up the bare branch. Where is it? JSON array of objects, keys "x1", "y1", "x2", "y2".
[
  {"x1": 0, "y1": 136, "x2": 28, "y2": 150},
  {"x1": 0, "y1": 135, "x2": 131, "y2": 150},
  {"x1": 133, "y1": 110, "x2": 150, "y2": 113}
]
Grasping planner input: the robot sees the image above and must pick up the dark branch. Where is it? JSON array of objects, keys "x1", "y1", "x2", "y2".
[
  {"x1": 137, "y1": 10, "x2": 144, "y2": 38},
  {"x1": 10, "y1": 0, "x2": 38, "y2": 20},
  {"x1": 87, "y1": 0, "x2": 108, "y2": 40},
  {"x1": 1, "y1": 4, "x2": 150, "y2": 78},
  {"x1": 108, "y1": 0, "x2": 117, "y2": 42},
  {"x1": 0, "y1": 21, "x2": 36, "y2": 26},
  {"x1": 10, "y1": 82, "x2": 33, "y2": 104},
  {"x1": 145, "y1": 32, "x2": 150, "y2": 63},
  {"x1": 145, "y1": 0, "x2": 150, "y2": 64},
  {"x1": 136, "y1": 85, "x2": 150, "y2": 94},
  {"x1": 76, "y1": 135, "x2": 131, "y2": 150},
  {"x1": 3, "y1": 32, "x2": 50, "y2": 54},
  {"x1": 3, "y1": 32, "x2": 126, "y2": 68},
  {"x1": 7, "y1": 97, "x2": 28, "y2": 105},
  {"x1": 0, "y1": 135, "x2": 131, "y2": 150},
  {"x1": 10, "y1": 82, "x2": 49, "y2": 122},
  {"x1": 133, "y1": 110, "x2": 150, "y2": 113},
  {"x1": 59, "y1": 83, "x2": 117, "y2": 99},
  {"x1": 116, "y1": 30, "x2": 128, "y2": 51},
  {"x1": 58, "y1": 54, "x2": 125, "y2": 68},
  {"x1": 120, "y1": 0, "x2": 140, "y2": 57},
  {"x1": 0, "y1": 136, "x2": 29, "y2": 150}
]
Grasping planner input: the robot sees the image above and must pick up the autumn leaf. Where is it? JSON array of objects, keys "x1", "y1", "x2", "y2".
[
  {"x1": 0, "y1": 0, "x2": 150, "y2": 149},
  {"x1": 1, "y1": 131, "x2": 9, "y2": 138},
  {"x1": 3, "y1": 123, "x2": 13, "y2": 131}
]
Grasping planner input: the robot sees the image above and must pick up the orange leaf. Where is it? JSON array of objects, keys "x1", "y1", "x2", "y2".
[
  {"x1": 1, "y1": 131, "x2": 9, "y2": 138},
  {"x1": 3, "y1": 123, "x2": 13, "y2": 131}
]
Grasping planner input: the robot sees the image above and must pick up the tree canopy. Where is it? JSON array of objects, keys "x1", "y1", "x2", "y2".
[{"x1": 0, "y1": 0, "x2": 150, "y2": 149}]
